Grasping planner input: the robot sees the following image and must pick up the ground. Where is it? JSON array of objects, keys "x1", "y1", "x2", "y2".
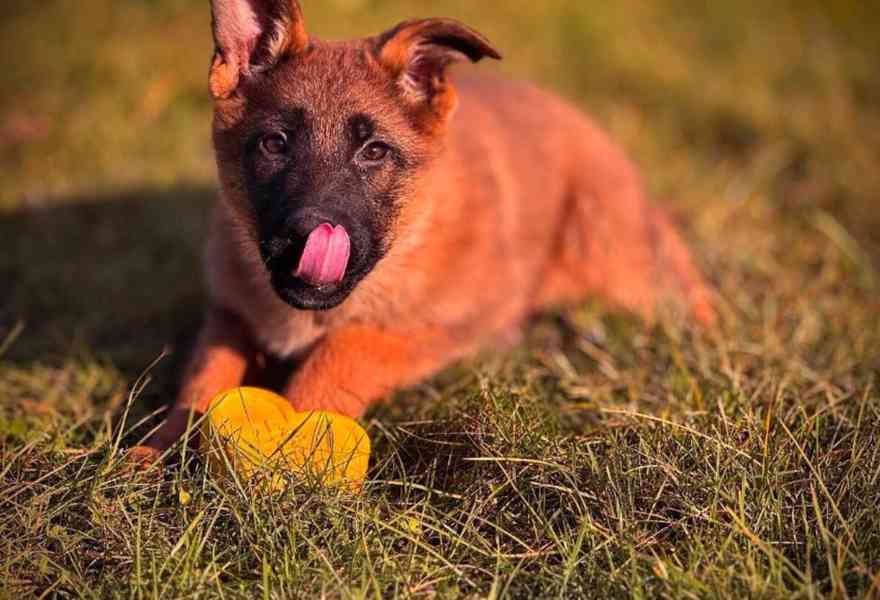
[{"x1": 1, "y1": 0, "x2": 879, "y2": 598}]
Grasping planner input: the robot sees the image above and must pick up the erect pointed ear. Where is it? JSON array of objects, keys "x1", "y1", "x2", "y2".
[
  {"x1": 375, "y1": 19, "x2": 500, "y2": 123},
  {"x1": 209, "y1": 0, "x2": 309, "y2": 99}
]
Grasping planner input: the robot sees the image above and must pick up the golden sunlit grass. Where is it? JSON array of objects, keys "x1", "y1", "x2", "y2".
[{"x1": 1, "y1": 0, "x2": 878, "y2": 598}]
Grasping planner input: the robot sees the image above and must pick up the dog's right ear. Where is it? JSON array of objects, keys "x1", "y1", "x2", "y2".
[{"x1": 209, "y1": 0, "x2": 308, "y2": 99}]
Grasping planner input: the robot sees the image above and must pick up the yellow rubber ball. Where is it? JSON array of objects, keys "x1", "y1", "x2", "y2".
[{"x1": 201, "y1": 387, "x2": 371, "y2": 492}]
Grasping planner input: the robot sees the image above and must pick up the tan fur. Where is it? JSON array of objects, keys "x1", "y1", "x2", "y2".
[{"x1": 129, "y1": 5, "x2": 714, "y2": 464}]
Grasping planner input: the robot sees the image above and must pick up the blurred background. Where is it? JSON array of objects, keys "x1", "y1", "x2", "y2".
[
  {"x1": 2, "y1": 0, "x2": 879, "y2": 203},
  {"x1": 1, "y1": 0, "x2": 878, "y2": 424}
]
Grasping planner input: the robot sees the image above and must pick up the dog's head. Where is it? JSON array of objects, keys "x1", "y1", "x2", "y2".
[{"x1": 209, "y1": 0, "x2": 500, "y2": 310}]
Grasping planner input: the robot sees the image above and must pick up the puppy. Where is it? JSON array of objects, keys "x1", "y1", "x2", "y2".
[{"x1": 130, "y1": 0, "x2": 714, "y2": 463}]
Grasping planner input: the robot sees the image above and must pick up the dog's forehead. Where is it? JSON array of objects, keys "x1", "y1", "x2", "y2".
[{"x1": 257, "y1": 41, "x2": 403, "y2": 132}]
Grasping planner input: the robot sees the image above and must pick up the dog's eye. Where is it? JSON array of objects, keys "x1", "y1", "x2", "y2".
[
  {"x1": 261, "y1": 132, "x2": 289, "y2": 156},
  {"x1": 360, "y1": 142, "x2": 390, "y2": 163}
]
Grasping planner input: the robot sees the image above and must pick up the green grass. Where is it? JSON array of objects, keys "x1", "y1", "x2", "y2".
[{"x1": 2, "y1": 0, "x2": 879, "y2": 597}]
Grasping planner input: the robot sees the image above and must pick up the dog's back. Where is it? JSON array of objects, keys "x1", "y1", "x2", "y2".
[{"x1": 368, "y1": 73, "x2": 714, "y2": 339}]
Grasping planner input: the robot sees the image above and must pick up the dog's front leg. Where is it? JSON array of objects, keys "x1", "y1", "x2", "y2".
[
  {"x1": 128, "y1": 307, "x2": 255, "y2": 465},
  {"x1": 283, "y1": 324, "x2": 464, "y2": 418}
]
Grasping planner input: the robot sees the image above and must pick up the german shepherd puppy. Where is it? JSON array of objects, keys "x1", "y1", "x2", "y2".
[{"x1": 130, "y1": 0, "x2": 714, "y2": 463}]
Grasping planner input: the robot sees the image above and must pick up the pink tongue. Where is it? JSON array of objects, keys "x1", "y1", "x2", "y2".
[{"x1": 294, "y1": 223, "x2": 351, "y2": 286}]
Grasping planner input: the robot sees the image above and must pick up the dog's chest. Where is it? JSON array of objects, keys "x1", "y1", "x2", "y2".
[{"x1": 251, "y1": 311, "x2": 327, "y2": 359}]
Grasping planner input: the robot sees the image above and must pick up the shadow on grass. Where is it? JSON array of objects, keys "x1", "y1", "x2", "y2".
[{"x1": 0, "y1": 185, "x2": 215, "y2": 408}]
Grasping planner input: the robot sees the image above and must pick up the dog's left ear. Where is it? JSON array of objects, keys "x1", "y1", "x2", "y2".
[
  {"x1": 375, "y1": 19, "x2": 501, "y2": 126},
  {"x1": 210, "y1": 0, "x2": 309, "y2": 99}
]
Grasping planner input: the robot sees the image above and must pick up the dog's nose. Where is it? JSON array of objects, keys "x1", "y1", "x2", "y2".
[{"x1": 286, "y1": 206, "x2": 350, "y2": 241}]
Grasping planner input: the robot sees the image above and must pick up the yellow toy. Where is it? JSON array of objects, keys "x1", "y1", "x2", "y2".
[{"x1": 201, "y1": 387, "x2": 370, "y2": 491}]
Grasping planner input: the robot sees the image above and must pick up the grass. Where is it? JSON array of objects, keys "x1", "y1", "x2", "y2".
[{"x1": 1, "y1": 0, "x2": 879, "y2": 597}]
